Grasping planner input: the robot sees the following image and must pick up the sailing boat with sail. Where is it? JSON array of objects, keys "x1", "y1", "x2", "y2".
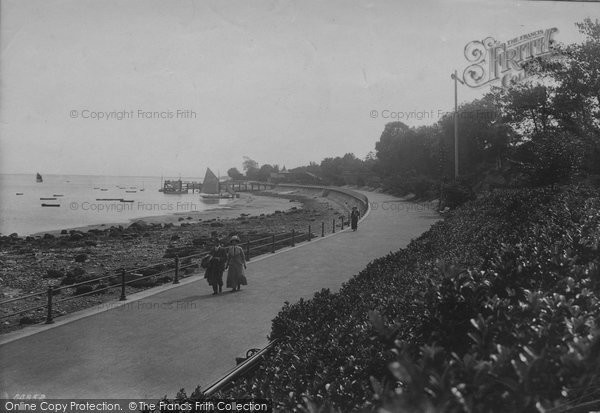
[
  {"x1": 200, "y1": 168, "x2": 232, "y2": 199},
  {"x1": 36, "y1": 172, "x2": 43, "y2": 183}
]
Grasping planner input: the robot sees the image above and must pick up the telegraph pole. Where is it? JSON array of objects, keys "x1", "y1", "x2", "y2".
[{"x1": 450, "y1": 70, "x2": 464, "y2": 180}]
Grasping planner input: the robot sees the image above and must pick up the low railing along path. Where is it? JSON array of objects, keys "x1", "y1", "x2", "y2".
[{"x1": 0, "y1": 189, "x2": 439, "y2": 399}]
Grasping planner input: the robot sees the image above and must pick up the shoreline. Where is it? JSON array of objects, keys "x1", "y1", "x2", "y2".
[
  {"x1": 0, "y1": 190, "x2": 351, "y2": 334},
  {"x1": 27, "y1": 192, "x2": 299, "y2": 238}
]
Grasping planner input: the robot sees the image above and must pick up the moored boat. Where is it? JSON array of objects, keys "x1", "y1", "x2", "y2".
[{"x1": 199, "y1": 168, "x2": 233, "y2": 198}]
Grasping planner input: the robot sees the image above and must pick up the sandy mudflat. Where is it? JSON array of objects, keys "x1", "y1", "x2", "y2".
[
  {"x1": 31, "y1": 193, "x2": 299, "y2": 237},
  {"x1": 138, "y1": 193, "x2": 301, "y2": 225}
]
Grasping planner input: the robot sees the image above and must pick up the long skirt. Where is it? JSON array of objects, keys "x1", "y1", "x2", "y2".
[{"x1": 226, "y1": 262, "x2": 247, "y2": 288}]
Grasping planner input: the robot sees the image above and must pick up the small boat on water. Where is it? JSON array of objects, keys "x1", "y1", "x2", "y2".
[
  {"x1": 53, "y1": 194, "x2": 64, "y2": 197},
  {"x1": 201, "y1": 193, "x2": 233, "y2": 199},
  {"x1": 36, "y1": 173, "x2": 43, "y2": 183},
  {"x1": 40, "y1": 197, "x2": 57, "y2": 200},
  {"x1": 16, "y1": 193, "x2": 24, "y2": 195},
  {"x1": 200, "y1": 168, "x2": 234, "y2": 199},
  {"x1": 93, "y1": 187, "x2": 100, "y2": 189},
  {"x1": 100, "y1": 189, "x2": 108, "y2": 191},
  {"x1": 120, "y1": 199, "x2": 134, "y2": 203},
  {"x1": 41, "y1": 203, "x2": 60, "y2": 207},
  {"x1": 125, "y1": 190, "x2": 136, "y2": 193}
]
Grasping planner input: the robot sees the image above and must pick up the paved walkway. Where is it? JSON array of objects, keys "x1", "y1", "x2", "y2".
[{"x1": 0, "y1": 191, "x2": 439, "y2": 399}]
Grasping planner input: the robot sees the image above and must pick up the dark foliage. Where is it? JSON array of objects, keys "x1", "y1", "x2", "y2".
[{"x1": 216, "y1": 185, "x2": 600, "y2": 412}]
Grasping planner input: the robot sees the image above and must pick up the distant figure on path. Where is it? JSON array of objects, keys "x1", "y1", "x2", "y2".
[
  {"x1": 226, "y1": 235, "x2": 247, "y2": 292},
  {"x1": 205, "y1": 240, "x2": 227, "y2": 295},
  {"x1": 350, "y1": 206, "x2": 360, "y2": 231}
]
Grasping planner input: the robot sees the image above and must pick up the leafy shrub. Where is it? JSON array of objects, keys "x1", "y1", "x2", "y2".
[
  {"x1": 204, "y1": 185, "x2": 600, "y2": 412},
  {"x1": 404, "y1": 176, "x2": 439, "y2": 199},
  {"x1": 513, "y1": 131, "x2": 587, "y2": 186},
  {"x1": 382, "y1": 174, "x2": 439, "y2": 199},
  {"x1": 441, "y1": 181, "x2": 474, "y2": 209},
  {"x1": 381, "y1": 175, "x2": 408, "y2": 196}
]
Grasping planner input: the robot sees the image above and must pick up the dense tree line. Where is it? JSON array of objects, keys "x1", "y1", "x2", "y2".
[
  {"x1": 373, "y1": 18, "x2": 599, "y2": 201},
  {"x1": 232, "y1": 18, "x2": 599, "y2": 207}
]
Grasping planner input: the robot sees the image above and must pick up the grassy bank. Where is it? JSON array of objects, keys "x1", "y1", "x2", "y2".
[{"x1": 196, "y1": 184, "x2": 600, "y2": 412}]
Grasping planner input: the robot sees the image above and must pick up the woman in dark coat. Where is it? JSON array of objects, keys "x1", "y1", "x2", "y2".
[
  {"x1": 350, "y1": 206, "x2": 360, "y2": 231},
  {"x1": 225, "y1": 235, "x2": 247, "y2": 292},
  {"x1": 205, "y1": 241, "x2": 227, "y2": 295}
]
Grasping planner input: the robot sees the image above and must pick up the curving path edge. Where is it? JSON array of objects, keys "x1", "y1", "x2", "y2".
[{"x1": 0, "y1": 190, "x2": 439, "y2": 399}]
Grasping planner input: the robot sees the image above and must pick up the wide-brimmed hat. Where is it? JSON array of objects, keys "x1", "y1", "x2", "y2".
[{"x1": 230, "y1": 235, "x2": 240, "y2": 243}]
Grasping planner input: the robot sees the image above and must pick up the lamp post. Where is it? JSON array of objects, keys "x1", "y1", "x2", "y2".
[{"x1": 450, "y1": 70, "x2": 464, "y2": 180}]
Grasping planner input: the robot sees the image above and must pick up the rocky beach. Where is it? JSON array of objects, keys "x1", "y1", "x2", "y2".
[{"x1": 0, "y1": 189, "x2": 355, "y2": 334}]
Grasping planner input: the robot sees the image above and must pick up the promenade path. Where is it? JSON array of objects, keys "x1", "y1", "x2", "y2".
[{"x1": 0, "y1": 190, "x2": 439, "y2": 399}]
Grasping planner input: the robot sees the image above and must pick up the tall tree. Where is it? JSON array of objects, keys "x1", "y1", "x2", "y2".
[
  {"x1": 257, "y1": 164, "x2": 275, "y2": 182},
  {"x1": 242, "y1": 156, "x2": 260, "y2": 180},
  {"x1": 227, "y1": 167, "x2": 244, "y2": 180}
]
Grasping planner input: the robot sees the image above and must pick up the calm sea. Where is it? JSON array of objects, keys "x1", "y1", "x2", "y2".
[{"x1": 0, "y1": 174, "x2": 230, "y2": 236}]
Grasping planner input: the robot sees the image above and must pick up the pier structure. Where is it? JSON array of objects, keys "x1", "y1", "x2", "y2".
[
  {"x1": 161, "y1": 179, "x2": 276, "y2": 194},
  {"x1": 225, "y1": 180, "x2": 276, "y2": 192},
  {"x1": 161, "y1": 179, "x2": 202, "y2": 194}
]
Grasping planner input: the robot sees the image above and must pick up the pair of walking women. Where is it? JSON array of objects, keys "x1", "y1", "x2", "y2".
[{"x1": 204, "y1": 235, "x2": 247, "y2": 295}]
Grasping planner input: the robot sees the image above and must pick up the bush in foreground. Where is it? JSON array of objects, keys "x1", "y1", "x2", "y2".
[{"x1": 211, "y1": 185, "x2": 600, "y2": 412}]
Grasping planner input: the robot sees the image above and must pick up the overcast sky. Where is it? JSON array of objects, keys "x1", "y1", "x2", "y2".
[{"x1": 1, "y1": 0, "x2": 597, "y2": 178}]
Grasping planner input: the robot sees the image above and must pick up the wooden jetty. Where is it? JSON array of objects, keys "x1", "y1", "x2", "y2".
[
  {"x1": 159, "y1": 176, "x2": 278, "y2": 195},
  {"x1": 160, "y1": 179, "x2": 201, "y2": 194}
]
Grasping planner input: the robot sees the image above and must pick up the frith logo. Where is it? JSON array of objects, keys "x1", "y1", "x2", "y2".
[{"x1": 461, "y1": 28, "x2": 558, "y2": 88}]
